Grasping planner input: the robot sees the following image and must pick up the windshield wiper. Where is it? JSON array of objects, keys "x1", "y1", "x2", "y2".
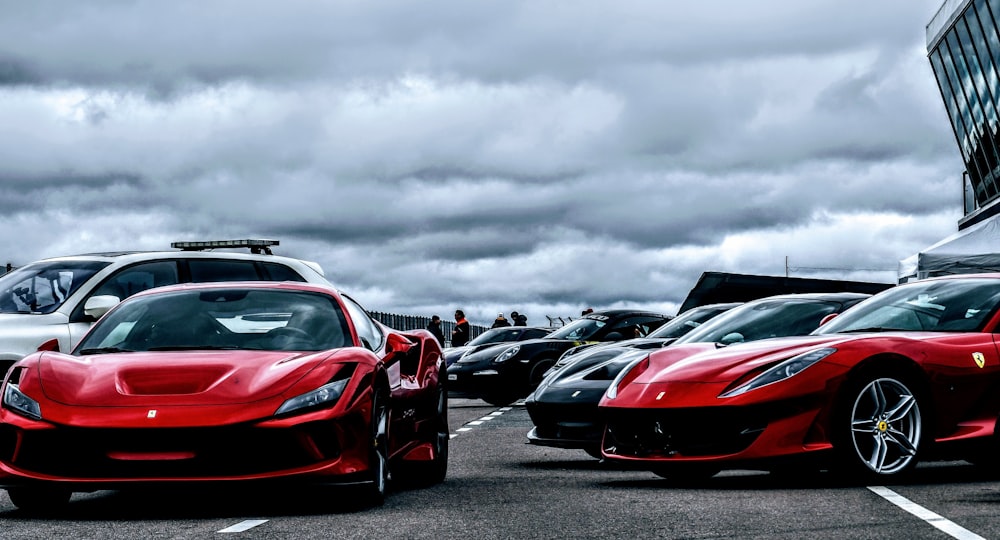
[
  {"x1": 78, "y1": 347, "x2": 135, "y2": 355},
  {"x1": 838, "y1": 327, "x2": 907, "y2": 333},
  {"x1": 147, "y1": 345, "x2": 242, "y2": 351}
]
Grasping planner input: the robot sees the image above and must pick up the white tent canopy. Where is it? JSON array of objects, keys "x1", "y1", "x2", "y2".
[{"x1": 898, "y1": 216, "x2": 1000, "y2": 282}]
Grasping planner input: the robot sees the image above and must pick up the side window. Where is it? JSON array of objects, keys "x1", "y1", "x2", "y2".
[
  {"x1": 608, "y1": 316, "x2": 666, "y2": 338},
  {"x1": 341, "y1": 295, "x2": 385, "y2": 351},
  {"x1": 72, "y1": 261, "x2": 179, "y2": 322},
  {"x1": 94, "y1": 261, "x2": 179, "y2": 298},
  {"x1": 188, "y1": 260, "x2": 259, "y2": 282},
  {"x1": 261, "y1": 262, "x2": 306, "y2": 282}
]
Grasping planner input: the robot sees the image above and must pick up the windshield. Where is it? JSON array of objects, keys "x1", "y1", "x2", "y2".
[
  {"x1": 467, "y1": 327, "x2": 527, "y2": 346},
  {"x1": 547, "y1": 316, "x2": 607, "y2": 341},
  {"x1": 75, "y1": 288, "x2": 352, "y2": 353},
  {"x1": 0, "y1": 260, "x2": 110, "y2": 314},
  {"x1": 674, "y1": 298, "x2": 842, "y2": 345},
  {"x1": 815, "y1": 278, "x2": 1000, "y2": 334},
  {"x1": 647, "y1": 304, "x2": 736, "y2": 339}
]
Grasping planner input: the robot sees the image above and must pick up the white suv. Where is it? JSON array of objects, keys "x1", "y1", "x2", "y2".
[{"x1": 0, "y1": 239, "x2": 328, "y2": 372}]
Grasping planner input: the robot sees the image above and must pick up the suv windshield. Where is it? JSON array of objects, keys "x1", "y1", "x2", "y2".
[{"x1": 0, "y1": 260, "x2": 110, "y2": 314}]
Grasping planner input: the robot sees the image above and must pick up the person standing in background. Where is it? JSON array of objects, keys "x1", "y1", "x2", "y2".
[
  {"x1": 452, "y1": 309, "x2": 471, "y2": 347},
  {"x1": 492, "y1": 313, "x2": 511, "y2": 328},
  {"x1": 511, "y1": 311, "x2": 527, "y2": 326},
  {"x1": 426, "y1": 315, "x2": 445, "y2": 346}
]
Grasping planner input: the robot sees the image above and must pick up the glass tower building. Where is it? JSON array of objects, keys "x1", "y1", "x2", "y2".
[{"x1": 927, "y1": 0, "x2": 1000, "y2": 228}]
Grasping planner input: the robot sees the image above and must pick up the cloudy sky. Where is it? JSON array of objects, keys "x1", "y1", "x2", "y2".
[{"x1": 0, "y1": 0, "x2": 964, "y2": 327}]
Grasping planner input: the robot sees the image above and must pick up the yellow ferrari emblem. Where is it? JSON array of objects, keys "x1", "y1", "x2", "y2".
[
  {"x1": 973, "y1": 352, "x2": 986, "y2": 369},
  {"x1": 877, "y1": 420, "x2": 888, "y2": 432}
]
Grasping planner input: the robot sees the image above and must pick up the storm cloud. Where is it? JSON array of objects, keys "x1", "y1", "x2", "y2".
[{"x1": 0, "y1": 0, "x2": 961, "y2": 327}]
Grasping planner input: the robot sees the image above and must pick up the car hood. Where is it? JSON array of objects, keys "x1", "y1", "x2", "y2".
[
  {"x1": 37, "y1": 349, "x2": 337, "y2": 407},
  {"x1": 637, "y1": 335, "x2": 849, "y2": 384}
]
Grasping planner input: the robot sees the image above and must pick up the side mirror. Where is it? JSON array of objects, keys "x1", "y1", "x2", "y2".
[
  {"x1": 84, "y1": 295, "x2": 121, "y2": 320},
  {"x1": 385, "y1": 333, "x2": 414, "y2": 357},
  {"x1": 720, "y1": 332, "x2": 745, "y2": 345},
  {"x1": 818, "y1": 313, "x2": 839, "y2": 326},
  {"x1": 37, "y1": 338, "x2": 60, "y2": 352}
]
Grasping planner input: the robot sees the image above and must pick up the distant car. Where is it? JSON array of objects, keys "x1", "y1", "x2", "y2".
[
  {"x1": 599, "y1": 275, "x2": 1000, "y2": 481},
  {"x1": 447, "y1": 309, "x2": 671, "y2": 406},
  {"x1": 444, "y1": 326, "x2": 554, "y2": 366},
  {"x1": 0, "y1": 281, "x2": 448, "y2": 512},
  {"x1": 551, "y1": 302, "x2": 743, "y2": 369},
  {"x1": 0, "y1": 239, "x2": 328, "y2": 374},
  {"x1": 526, "y1": 294, "x2": 867, "y2": 456}
]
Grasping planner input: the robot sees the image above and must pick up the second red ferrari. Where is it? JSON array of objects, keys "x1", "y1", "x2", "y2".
[{"x1": 600, "y1": 274, "x2": 1000, "y2": 480}]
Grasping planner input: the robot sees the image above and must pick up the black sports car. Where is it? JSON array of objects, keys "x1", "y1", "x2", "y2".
[
  {"x1": 447, "y1": 309, "x2": 671, "y2": 406},
  {"x1": 444, "y1": 326, "x2": 554, "y2": 366},
  {"x1": 525, "y1": 293, "x2": 870, "y2": 456},
  {"x1": 551, "y1": 302, "x2": 742, "y2": 371}
]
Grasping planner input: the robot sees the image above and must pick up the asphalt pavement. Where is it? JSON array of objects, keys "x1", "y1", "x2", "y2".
[{"x1": 0, "y1": 399, "x2": 997, "y2": 539}]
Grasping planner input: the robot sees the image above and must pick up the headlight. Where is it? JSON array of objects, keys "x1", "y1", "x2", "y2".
[
  {"x1": 494, "y1": 345, "x2": 520, "y2": 363},
  {"x1": 719, "y1": 348, "x2": 836, "y2": 398},
  {"x1": 3, "y1": 383, "x2": 41, "y2": 420},
  {"x1": 275, "y1": 367, "x2": 354, "y2": 416}
]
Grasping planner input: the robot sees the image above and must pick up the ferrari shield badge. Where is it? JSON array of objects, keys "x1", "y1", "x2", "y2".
[{"x1": 973, "y1": 352, "x2": 986, "y2": 369}]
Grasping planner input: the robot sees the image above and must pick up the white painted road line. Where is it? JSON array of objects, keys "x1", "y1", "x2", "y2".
[
  {"x1": 451, "y1": 405, "x2": 514, "y2": 438},
  {"x1": 868, "y1": 486, "x2": 986, "y2": 540},
  {"x1": 218, "y1": 519, "x2": 269, "y2": 533}
]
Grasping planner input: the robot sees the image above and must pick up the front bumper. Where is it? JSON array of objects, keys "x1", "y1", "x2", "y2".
[
  {"x1": 0, "y1": 407, "x2": 375, "y2": 487},
  {"x1": 447, "y1": 362, "x2": 520, "y2": 398},
  {"x1": 601, "y1": 395, "x2": 829, "y2": 468},
  {"x1": 525, "y1": 387, "x2": 608, "y2": 449}
]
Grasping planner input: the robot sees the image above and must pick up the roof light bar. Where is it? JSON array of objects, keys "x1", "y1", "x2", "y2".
[{"x1": 171, "y1": 239, "x2": 279, "y2": 254}]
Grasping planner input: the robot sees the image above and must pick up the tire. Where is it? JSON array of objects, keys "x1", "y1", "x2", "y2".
[
  {"x1": 358, "y1": 384, "x2": 391, "y2": 506},
  {"x1": 834, "y1": 372, "x2": 924, "y2": 478},
  {"x1": 398, "y1": 385, "x2": 449, "y2": 487},
  {"x1": 7, "y1": 487, "x2": 71, "y2": 514},
  {"x1": 584, "y1": 446, "x2": 604, "y2": 460},
  {"x1": 528, "y1": 359, "x2": 556, "y2": 391}
]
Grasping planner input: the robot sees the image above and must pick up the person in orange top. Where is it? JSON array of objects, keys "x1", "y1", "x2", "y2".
[{"x1": 452, "y1": 309, "x2": 470, "y2": 347}]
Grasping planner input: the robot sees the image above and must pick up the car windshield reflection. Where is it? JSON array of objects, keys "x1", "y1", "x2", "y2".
[
  {"x1": 815, "y1": 278, "x2": 1000, "y2": 334},
  {"x1": 74, "y1": 288, "x2": 353, "y2": 353}
]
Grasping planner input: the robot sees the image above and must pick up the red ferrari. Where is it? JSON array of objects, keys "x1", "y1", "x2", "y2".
[
  {"x1": 599, "y1": 274, "x2": 1000, "y2": 481},
  {"x1": 0, "y1": 282, "x2": 448, "y2": 511}
]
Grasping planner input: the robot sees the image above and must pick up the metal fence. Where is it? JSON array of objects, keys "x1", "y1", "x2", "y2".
[{"x1": 369, "y1": 311, "x2": 488, "y2": 347}]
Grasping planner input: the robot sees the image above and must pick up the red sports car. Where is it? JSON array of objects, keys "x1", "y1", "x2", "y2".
[
  {"x1": 0, "y1": 282, "x2": 448, "y2": 511},
  {"x1": 599, "y1": 274, "x2": 1000, "y2": 481}
]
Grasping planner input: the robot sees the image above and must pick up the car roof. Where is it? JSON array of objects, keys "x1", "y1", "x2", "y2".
[
  {"x1": 746, "y1": 292, "x2": 871, "y2": 303},
  {"x1": 34, "y1": 249, "x2": 325, "y2": 276},
  {"x1": 127, "y1": 280, "x2": 342, "y2": 298},
  {"x1": 587, "y1": 308, "x2": 670, "y2": 318}
]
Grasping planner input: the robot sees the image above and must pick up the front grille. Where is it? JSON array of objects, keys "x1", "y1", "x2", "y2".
[
  {"x1": 527, "y1": 401, "x2": 602, "y2": 442},
  {"x1": 603, "y1": 406, "x2": 771, "y2": 458},
  {"x1": 9, "y1": 420, "x2": 343, "y2": 479}
]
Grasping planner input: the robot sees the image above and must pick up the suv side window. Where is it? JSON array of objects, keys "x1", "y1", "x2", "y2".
[
  {"x1": 187, "y1": 260, "x2": 260, "y2": 282},
  {"x1": 341, "y1": 295, "x2": 384, "y2": 351},
  {"x1": 260, "y1": 262, "x2": 306, "y2": 282},
  {"x1": 72, "y1": 261, "x2": 180, "y2": 322}
]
